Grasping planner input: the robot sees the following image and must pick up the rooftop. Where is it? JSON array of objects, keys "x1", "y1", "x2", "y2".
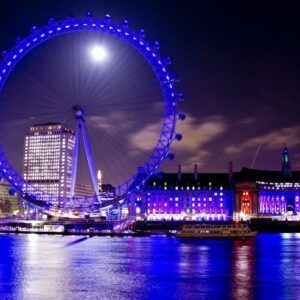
[
  {"x1": 145, "y1": 172, "x2": 231, "y2": 190},
  {"x1": 233, "y1": 167, "x2": 300, "y2": 183}
]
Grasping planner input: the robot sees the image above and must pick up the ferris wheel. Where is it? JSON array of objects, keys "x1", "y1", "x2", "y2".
[{"x1": 0, "y1": 12, "x2": 185, "y2": 214}]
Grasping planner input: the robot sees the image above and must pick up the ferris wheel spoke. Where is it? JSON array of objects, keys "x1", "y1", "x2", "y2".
[
  {"x1": 89, "y1": 138, "x2": 134, "y2": 185},
  {"x1": 88, "y1": 81, "x2": 160, "y2": 105},
  {"x1": 88, "y1": 71, "x2": 160, "y2": 107},
  {"x1": 0, "y1": 15, "x2": 180, "y2": 209},
  {"x1": 84, "y1": 57, "x2": 143, "y2": 105},
  {"x1": 89, "y1": 125, "x2": 146, "y2": 178},
  {"x1": 86, "y1": 129, "x2": 121, "y2": 185}
]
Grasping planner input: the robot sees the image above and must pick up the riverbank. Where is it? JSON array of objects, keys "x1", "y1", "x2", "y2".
[
  {"x1": 134, "y1": 219, "x2": 300, "y2": 233},
  {"x1": 0, "y1": 227, "x2": 152, "y2": 237},
  {"x1": 1, "y1": 218, "x2": 300, "y2": 236}
]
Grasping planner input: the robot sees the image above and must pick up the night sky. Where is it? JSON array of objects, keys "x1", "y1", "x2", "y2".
[{"x1": 0, "y1": 0, "x2": 299, "y2": 186}]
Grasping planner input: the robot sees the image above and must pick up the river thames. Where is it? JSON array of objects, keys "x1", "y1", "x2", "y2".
[{"x1": 0, "y1": 233, "x2": 300, "y2": 300}]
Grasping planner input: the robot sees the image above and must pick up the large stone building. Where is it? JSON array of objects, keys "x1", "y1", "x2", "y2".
[
  {"x1": 130, "y1": 146, "x2": 300, "y2": 221},
  {"x1": 131, "y1": 164, "x2": 234, "y2": 221},
  {"x1": 233, "y1": 146, "x2": 300, "y2": 220}
]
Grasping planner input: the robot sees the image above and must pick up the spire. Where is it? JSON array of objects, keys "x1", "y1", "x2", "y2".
[
  {"x1": 97, "y1": 170, "x2": 102, "y2": 192},
  {"x1": 282, "y1": 144, "x2": 292, "y2": 177},
  {"x1": 177, "y1": 164, "x2": 181, "y2": 181}
]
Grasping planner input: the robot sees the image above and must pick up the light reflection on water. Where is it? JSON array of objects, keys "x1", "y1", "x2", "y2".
[
  {"x1": 231, "y1": 239, "x2": 255, "y2": 300},
  {"x1": 1, "y1": 234, "x2": 300, "y2": 299}
]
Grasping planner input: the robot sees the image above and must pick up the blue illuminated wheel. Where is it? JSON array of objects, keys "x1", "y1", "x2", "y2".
[{"x1": 0, "y1": 13, "x2": 184, "y2": 212}]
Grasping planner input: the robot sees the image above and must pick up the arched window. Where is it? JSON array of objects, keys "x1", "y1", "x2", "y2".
[{"x1": 240, "y1": 191, "x2": 252, "y2": 214}]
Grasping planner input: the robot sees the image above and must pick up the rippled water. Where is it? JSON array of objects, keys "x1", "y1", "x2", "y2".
[{"x1": 0, "y1": 233, "x2": 300, "y2": 300}]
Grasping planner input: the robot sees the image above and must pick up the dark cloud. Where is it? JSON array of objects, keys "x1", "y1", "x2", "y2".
[
  {"x1": 0, "y1": 0, "x2": 299, "y2": 179},
  {"x1": 225, "y1": 126, "x2": 300, "y2": 155}
]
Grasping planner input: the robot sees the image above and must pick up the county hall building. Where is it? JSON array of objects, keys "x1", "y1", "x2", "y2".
[{"x1": 131, "y1": 146, "x2": 300, "y2": 221}]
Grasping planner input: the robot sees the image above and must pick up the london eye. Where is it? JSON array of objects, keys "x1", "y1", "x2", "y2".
[{"x1": 0, "y1": 13, "x2": 185, "y2": 217}]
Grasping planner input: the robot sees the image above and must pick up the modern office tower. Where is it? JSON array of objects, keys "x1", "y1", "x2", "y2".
[{"x1": 23, "y1": 123, "x2": 75, "y2": 201}]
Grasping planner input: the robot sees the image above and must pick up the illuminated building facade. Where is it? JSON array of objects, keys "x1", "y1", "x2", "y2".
[
  {"x1": 234, "y1": 146, "x2": 300, "y2": 220},
  {"x1": 74, "y1": 183, "x2": 95, "y2": 198},
  {"x1": 20, "y1": 132, "x2": 300, "y2": 221},
  {"x1": 130, "y1": 146, "x2": 300, "y2": 221},
  {"x1": 131, "y1": 165, "x2": 234, "y2": 221},
  {"x1": 23, "y1": 123, "x2": 75, "y2": 202},
  {"x1": 234, "y1": 168, "x2": 300, "y2": 219}
]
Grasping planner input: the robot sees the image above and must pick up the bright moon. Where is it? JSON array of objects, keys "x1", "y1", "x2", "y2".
[{"x1": 90, "y1": 45, "x2": 107, "y2": 62}]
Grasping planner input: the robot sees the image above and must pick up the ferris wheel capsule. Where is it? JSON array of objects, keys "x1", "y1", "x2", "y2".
[
  {"x1": 137, "y1": 166, "x2": 146, "y2": 174},
  {"x1": 151, "y1": 172, "x2": 160, "y2": 180},
  {"x1": 104, "y1": 14, "x2": 111, "y2": 21},
  {"x1": 178, "y1": 113, "x2": 186, "y2": 121},
  {"x1": 15, "y1": 37, "x2": 22, "y2": 44},
  {"x1": 122, "y1": 20, "x2": 129, "y2": 27},
  {"x1": 1, "y1": 50, "x2": 7, "y2": 58},
  {"x1": 9, "y1": 188, "x2": 16, "y2": 196},
  {"x1": 154, "y1": 41, "x2": 160, "y2": 51},
  {"x1": 175, "y1": 133, "x2": 183, "y2": 141},
  {"x1": 156, "y1": 171, "x2": 164, "y2": 179},
  {"x1": 168, "y1": 153, "x2": 175, "y2": 161},
  {"x1": 165, "y1": 56, "x2": 172, "y2": 65},
  {"x1": 178, "y1": 92, "x2": 185, "y2": 102},
  {"x1": 139, "y1": 29, "x2": 146, "y2": 38}
]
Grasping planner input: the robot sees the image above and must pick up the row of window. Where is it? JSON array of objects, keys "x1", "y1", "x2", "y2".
[{"x1": 148, "y1": 202, "x2": 225, "y2": 208}]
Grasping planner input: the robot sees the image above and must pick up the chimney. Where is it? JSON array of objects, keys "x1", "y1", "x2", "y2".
[
  {"x1": 194, "y1": 164, "x2": 198, "y2": 181},
  {"x1": 228, "y1": 161, "x2": 233, "y2": 180},
  {"x1": 177, "y1": 164, "x2": 181, "y2": 181}
]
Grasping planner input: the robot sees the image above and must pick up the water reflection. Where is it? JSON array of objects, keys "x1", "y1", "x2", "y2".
[
  {"x1": 17, "y1": 234, "x2": 70, "y2": 299},
  {"x1": 231, "y1": 239, "x2": 255, "y2": 300},
  {"x1": 278, "y1": 233, "x2": 300, "y2": 299},
  {"x1": 1, "y1": 234, "x2": 300, "y2": 299}
]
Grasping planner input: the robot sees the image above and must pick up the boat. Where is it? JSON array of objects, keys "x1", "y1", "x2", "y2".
[{"x1": 175, "y1": 223, "x2": 257, "y2": 238}]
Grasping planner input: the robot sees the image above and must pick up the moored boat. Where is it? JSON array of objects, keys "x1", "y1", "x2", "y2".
[{"x1": 175, "y1": 223, "x2": 256, "y2": 238}]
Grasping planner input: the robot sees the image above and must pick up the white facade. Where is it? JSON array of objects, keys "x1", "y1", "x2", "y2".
[{"x1": 23, "y1": 123, "x2": 75, "y2": 202}]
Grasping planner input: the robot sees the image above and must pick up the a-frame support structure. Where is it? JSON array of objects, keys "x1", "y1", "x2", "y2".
[{"x1": 70, "y1": 106, "x2": 100, "y2": 202}]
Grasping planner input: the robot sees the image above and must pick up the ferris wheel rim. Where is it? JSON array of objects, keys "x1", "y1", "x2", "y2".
[{"x1": 0, "y1": 15, "x2": 183, "y2": 209}]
